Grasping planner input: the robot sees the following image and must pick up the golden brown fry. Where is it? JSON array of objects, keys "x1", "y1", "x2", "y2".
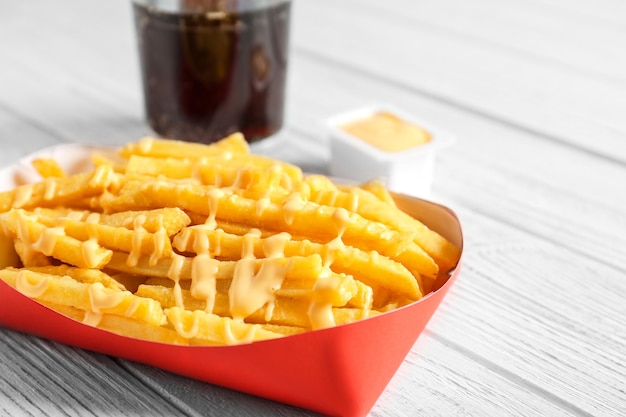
[
  {"x1": 34, "y1": 211, "x2": 174, "y2": 264},
  {"x1": 137, "y1": 284, "x2": 373, "y2": 330},
  {"x1": 105, "y1": 252, "x2": 326, "y2": 283},
  {"x1": 125, "y1": 154, "x2": 302, "y2": 192},
  {"x1": 172, "y1": 226, "x2": 421, "y2": 301},
  {"x1": 38, "y1": 300, "x2": 189, "y2": 345},
  {"x1": 118, "y1": 133, "x2": 250, "y2": 159},
  {"x1": 103, "y1": 180, "x2": 439, "y2": 279},
  {"x1": 356, "y1": 179, "x2": 396, "y2": 206},
  {"x1": 31, "y1": 158, "x2": 67, "y2": 178},
  {"x1": 309, "y1": 178, "x2": 460, "y2": 273},
  {"x1": 99, "y1": 208, "x2": 191, "y2": 236},
  {"x1": 25, "y1": 265, "x2": 126, "y2": 291},
  {"x1": 2, "y1": 210, "x2": 112, "y2": 269},
  {"x1": 0, "y1": 267, "x2": 165, "y2": 326},
  {"x1": 0, "y1": 135, "x2": 459, "y2": 345},
  {"x1": 0, "y1": 164, "x2": 117, "y2": 213},
  {"x1": 165, "y1": 307, "x2": 284, "y2": 345},
  {"x1": 0, "y1": 228, "x2": 20, "y2": 269},
  {"x1": 13, "y1": 239, "x2": 52, "y2": 267}
]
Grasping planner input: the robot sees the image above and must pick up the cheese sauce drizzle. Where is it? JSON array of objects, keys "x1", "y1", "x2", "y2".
[
  {"x1": 88, "y1": 282, "x2": 126, "y2": 314},
  {"x1": 308, "y1": 206, "x2": 354, "y2": 330},
  {"x1": 82, "y1": 311, "x2": 103, "y2": 327},
  {"x1": 15, "y1": 270, "x2": 50, "y2": 298},
  {"x1": 206, "y1": 188, "x2": 224, "y2": 229},
  {"x1": 229, "y1": 229, "x2": 288, "y2": 322},
  {"x1": 15, "y1": 211, "x2": 39, "y2": 263},
  {"x1": 32, "y1": 227, "x2": 65, "y2": 256},
  {"x1": 171, "y1": 308, "x2": 200, "y2": 339},
  {"x1": 282, "y1": 192, "x2": 306, "y2": 225},
  {"x1": 190, "y1": 227, "x2": 219, "y2": 314},
  {"x1": 223, "y1": 320, "x2": 258, "y2": 345},
  {"x1": 81, "y1": 239, "x2": 108, "y2": 269},
  {"x1": 127, "y1": 214, "x2": 147, "y2": 267},
  {"x1": 167, "y1": 254, "x2": 186, "y2": 308},
  {"x1": 149, "y1": 214, "x2": 168, "y2": 266}
]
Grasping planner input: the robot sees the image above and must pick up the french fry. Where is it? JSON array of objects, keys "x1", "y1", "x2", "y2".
[
  {"x1": 32, "y1": 211, "x2": 173, "y2": 262},
  {"x1": 118, "y1": 133, "x2": 250, "y2": 159},
  {"x1": 25, "y1": 264, "x2": 126, "y2": 291},
  {"x1": 105, "y1": 252, "x2": 326, "y2": 283},
  {"x1": 31, "y1": 157, "x2": 67, "y2": 178},
  {"x1": 357, "y1": 179, "x2": 396, "y2": 206},
  {"x1": 309, "y1": 176, "x2": 460, "y2": 273},
  {"x1": 38, "y1": 300, "x2": 189, "y2": 345},
  {"x1": 165, "y1": 307, "x2": 285, "y2": 345},
  {"x1": 172, "y1": 226, "x2": 421, "y2": 301},
  {"x1": 13, "y1": 239, "x2": 52, "y2": 267},
  {"x1": 124, "y1": 154, "x2": 302, "y2": 192},
  {"x1": 0, "y1": 268, "x2": 166, "y2": 326},
  {"x1": 0, "y1": 164, "x2": 117, "y2": 213},
  {"x1": 99, "y1": 208, "x2": 191, "y2": 236},
  {"x1": 0, "y1": 134, "x2": 460, "y2": 345},
  {"x1": 102, "y1": 180, "x2": 439, "y2": 279},
  {"x1": 2, "y1": 209, "x2": 112, "y2": 269},
  {"x1": 137, "y1": 284, "x2": 374, "y2": 330}
]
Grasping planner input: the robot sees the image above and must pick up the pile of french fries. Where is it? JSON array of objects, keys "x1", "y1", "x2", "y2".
[{"x1": 0, "y1": 134, "x2": 460, "y2": 346}]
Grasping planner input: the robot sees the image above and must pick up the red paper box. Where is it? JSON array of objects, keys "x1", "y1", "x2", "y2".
[{"x1": 0, "y1": 144, "x2": 463, "y2": 417}]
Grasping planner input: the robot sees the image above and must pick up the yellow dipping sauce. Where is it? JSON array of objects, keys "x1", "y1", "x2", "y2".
[{"x1": 340, "y1": 112, "x2": 431, "y2": 153}]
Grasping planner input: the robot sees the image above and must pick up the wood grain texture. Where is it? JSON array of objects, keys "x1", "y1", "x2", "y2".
[{"x1": 0, "y1": 0, "x2": 625, "y2": 416}]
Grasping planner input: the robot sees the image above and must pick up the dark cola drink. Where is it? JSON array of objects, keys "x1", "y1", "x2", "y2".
[{"x1": 133, "y1": 0, "x2": 291, "y2": 143}]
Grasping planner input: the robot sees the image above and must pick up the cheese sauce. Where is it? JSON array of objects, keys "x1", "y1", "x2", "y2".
[
  {"x1": 88, "y1": 282, "x2": 126, "y2": 314},
  {"x1": 167, "y1": 253, "x2": 186, "y2": 308},
  {"x1": 16, "y1": 270, "x2": 50, "y2": 298},
  {"x1": 32, "y1": 227, "x2": 65, "y2": 256},
  {"x1": 82, "y1": 311, "x2": 103, "y2": 327},
  {"x1": 282, "y1": 192, "x2": 306, "y2": 225},
  {"x1": 341, "y1": 111, "x2": 431, "y2": 153},
  {"x1": 229, "y1": 229, "x2": 287, "y2": 322},
  {"x1": 127, "y1": 215, "x2": 148, "y2": 267}
]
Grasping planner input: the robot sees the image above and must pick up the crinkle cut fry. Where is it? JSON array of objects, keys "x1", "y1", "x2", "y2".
[
  {"x1": 165, "y1": 307, "x2": 285, "y2": 345},
  {"x1": 117, "y1": 133, "x2": 250, "y2": 159},
  {"x1": 24, "y1": 264, "x2": 126, "y2": 291},
  {"x1": 106, "y1": 252, "x2": 324, "y2": 284},
  {"x1": 2, "y1": 209, "x2": 113, "y2": 269},
  {"x1": 0, "y1": 164, "x2": 117, "y2": 213},
  {"x1": 31, "y1": 157, "x2": 67, "y2": 178},
  {"x1": 102, "y1": 179, "x2": 439, "y2": 279},
  {"x1": 137, "y1": 284, "x2": 375, "y2": 329},
  {"x1": 0, "y1": 267, "x2": 166, "y2": 326},
  {"x1": 31, "y1": 211, "x2": 173, "y2": 261},
  {"x1": 307, "y1": 175, "x2": 461, "y2": 273},
  {"x1": 124, "y1": 153, "x2": 303, "y2": 189},
  {"x1": 38, "y1": 300, "x2": 189, "y2": 345},
  {"x1": 143, "y1": 274, "x2": 370, "y2": 308},
  {"x1": 172, "y1": 225, "x2": 421, "y2": 301},
  {"x1": 28, "y1": 206, "x2": 192, "y2": 236}
]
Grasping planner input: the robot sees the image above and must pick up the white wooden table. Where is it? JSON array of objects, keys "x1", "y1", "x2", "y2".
[{"x1": 1, "y1": 0, "x2": 625, "y2": 416}]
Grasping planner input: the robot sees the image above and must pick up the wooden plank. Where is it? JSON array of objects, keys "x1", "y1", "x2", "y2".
[
  {"x1": 0, "y1": 329, "x2": 185, "y2": 416},
  {"x1": 290, "y1": 0, "x2": 626, "y2": 162},
  {"x1": 283, "y1": 53, "x2": 626, "y2": 267}
]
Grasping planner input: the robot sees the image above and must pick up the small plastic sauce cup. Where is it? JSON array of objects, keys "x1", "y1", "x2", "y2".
[{"x1": 327, "y1": 105, "x2": 454, "y2": 197}]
